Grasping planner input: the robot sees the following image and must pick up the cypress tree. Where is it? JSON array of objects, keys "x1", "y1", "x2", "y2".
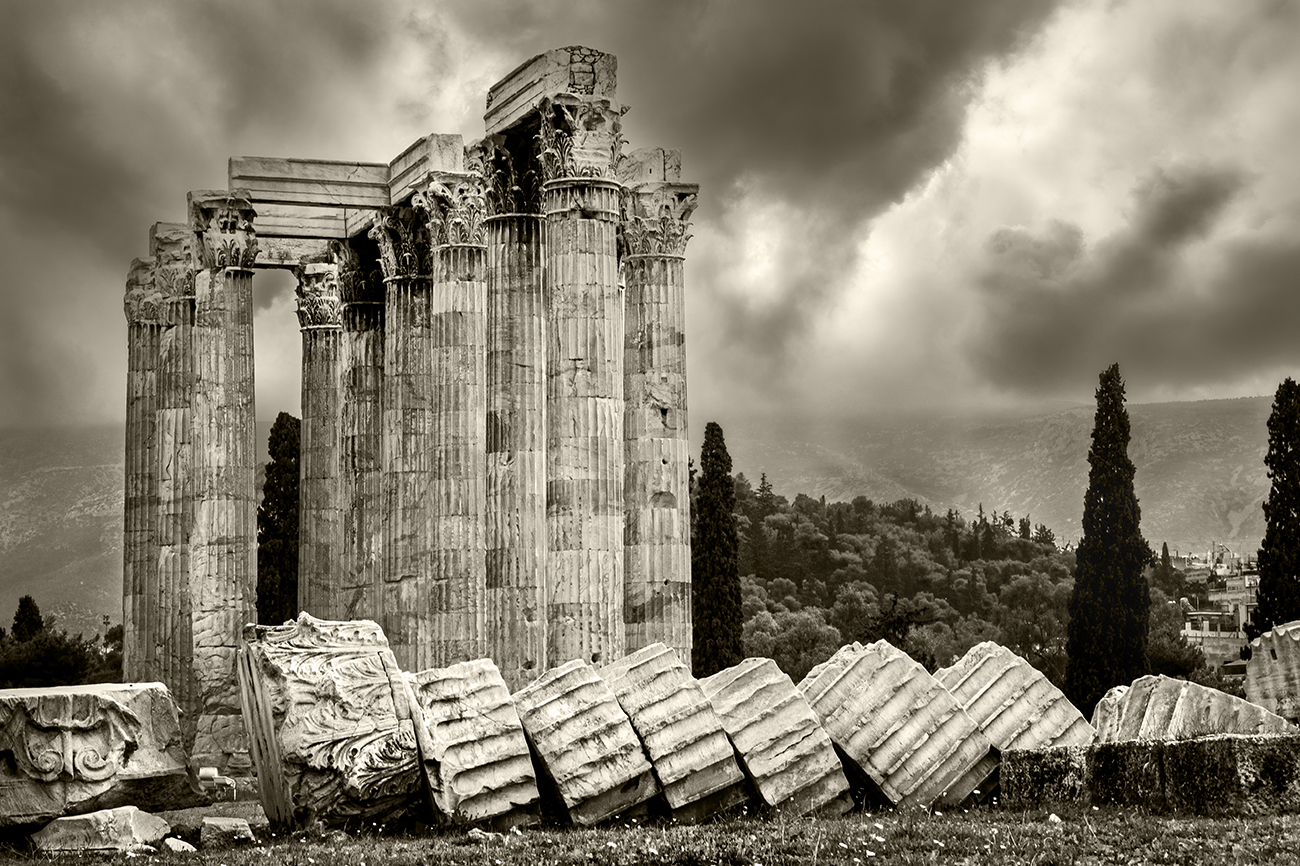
[
  {"x1": 11, "y1": 595, "x2": 44, "y2": 643},
  {"x1": 1065, "y1": 363, "x2": 1152, "y2": 717},
  {"x1": 692, "y1": 421, "x2": 743, "y2": 677},
  {"x1": 1247, "y1": 378, "x2": 1300, "y2": 639},
  {"x1": 257, "y1": 412, "x2": 301, "y2": 625}
]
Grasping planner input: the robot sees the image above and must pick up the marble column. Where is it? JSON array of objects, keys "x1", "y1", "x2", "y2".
[
  {"x1": 188, "y1": 190, "x2": 258, "y2": 772},
  {"x1": 370, "y1": 205, "x2": 434, "y2": 671},
  {"x1": 295, "y1": 262, "x2": 343, "y2": 619},
  {"x1": 620, "y1": 168, "x2": 698, "y2": 666},
  {"x1": 426, "y1": 168, "x2": 489, "y2": 668},
  {"x1": 122, "y1": 255, "x2": 162, "y2": 682},
  {"x1": 334, "y1": 241, "x2": 385, "y2": 622},
  {"x1": 539, "y1": 96, "x2": 626, "y2": 666}
]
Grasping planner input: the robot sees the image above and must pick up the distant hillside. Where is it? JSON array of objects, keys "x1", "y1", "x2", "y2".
[
  {"x1": 723, "y1": 396, "x2": 1273, "y2": 560},
  {"x1": 0, "y1": 398, "x2": 1276, "y2": 631}
]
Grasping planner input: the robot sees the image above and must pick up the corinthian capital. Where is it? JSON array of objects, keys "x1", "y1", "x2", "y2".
[
  {"x1": 149, "y1": 222, "x2": 195, "y2": 301},
  {"x1": 424, "y1": 157, "x2": 488, "y2": 247},
  {"x1": 537, "y1": 96, "x2": 625, "y2": 182},
  {"x1": 621, "y1": 183, "x2": 699, "y2": 257},
  {"x1": 188, "y1": 190, "x2": 258, "y2": 270},
  {"x1": 368, "y1": 204, "x2": 433, "y2": 280},
  {"x1": 330, "y1": 240, "x2": 383, "y2": 306},
  {"x1": 295, "y1": 263, "x2": 343, "y2": 330},
  {"x1": 482, "y1": 136, "x2": 543, "y2": 216},
  {"x1": 123, "y1": 258, "x2": 165, "y2": 324}
]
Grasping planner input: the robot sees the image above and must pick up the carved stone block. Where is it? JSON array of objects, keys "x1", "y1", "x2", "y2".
[
  {"x1": 0, "y1": 683, "x2": 207, "y2": 827},
  {"x1": 700, "y1": 657, "x2": 851, "y2": 816},
  {"x1": 1092, "y1": 674, "x2": 1297, "y2": 742},
  {"x1": 236, "y1": 613, "x2": 427, "y2": 829},
  {"x1": 408, "y1": 659, "x2": 540, "y2": 828},
  {"x1": 936, "y1": 642, "x2": 1095, "y2": 751},
  {"x1": 512, "y1": 658, "x2": 658, "y2": 826},
  {"x1": 599, "y1": 644, "x2": 749, "y2": 821},
  {"x1": 798, "y1": 642, "x2": 996, "y2": 809},
  {"x1": 30, "y1": 805, "x2": 170, "y2": 852},
  {"x1": 1247, "y1": 620, "x2": 1300, "y2": 721}
]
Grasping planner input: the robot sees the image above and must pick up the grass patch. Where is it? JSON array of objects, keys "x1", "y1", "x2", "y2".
[{"x1": 8, "y1": 805, "x2": 1300, "y2": 865}]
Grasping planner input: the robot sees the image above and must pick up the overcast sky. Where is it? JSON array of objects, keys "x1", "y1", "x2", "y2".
[{"x1": 1, "y1": 0, "x2": 1298, "y2": 434}]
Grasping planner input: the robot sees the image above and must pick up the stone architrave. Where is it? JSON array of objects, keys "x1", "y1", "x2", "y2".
[
  {"x1": 236, "y1": 613, "x2": 427, "y2": 830},
  {"x1": 1246, "y1": 619, "x2": 1300, "y2": 721},
  {"x1": 31, "y1": 805, "x2": 170, "y2": 852},
  {"x1": 798, "y1": 642, "x2": 997, "y2": 809},
  {"x1": 1092, "y1": 674, "x2": 1297, "y2": 742},
  {"x1": 122, "y1": 256, "x2": 164, "y2": 683},
  {"x1": 512, "y1": 658, "x2": 658, "y2": 825},
  {"x1": 295, "y1": 262, "x2": 344, "y2": 620},
  {"x1": 425, "y1": 160, "x2": 489, "y2": 667},
  {"x1": 935, "y1": 642, "x2": 1095, "y2": 752},
  {"x1": 149, "y1": 223, "x2": 198, "y2": 742},
  {"x1": 0, "y1": 683, "x2": 207, "y2": 827},
  {"x1": 335, "y1": 240, "x2": 385, "y2": 621},
  {"x1": 700, "y1": 657, "x2": 851, "y2": 816},
  {"x1": 483, "y1": 146, "x2": 548, "y2": 688},
  {"x1": 408, "y1": 659, "x2": 540, "y2": 828},
  {"x1": 371, "y1": 204, "x2": 435, "y2": 671},
  {"x1": 598, "y1": 643, "x2": 749, "y2": 822},
  {"x1": 188, "y1": 191, "x2": 259, "y2": 773},
  {"x1": 540, "y1": 94, "x2": 627, "y2": 667},
  {"x1": 619, "y1": 150, "x2": 697, "y2": 665}
]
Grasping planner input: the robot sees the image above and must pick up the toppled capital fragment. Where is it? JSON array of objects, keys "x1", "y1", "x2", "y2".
[
  {"x1": 599, "y1": 644, "x2": 749, "y2": 822},
  {"x1": 701, "y1": 657, "x2": 851, "y2": 816},
  {"x1": 512, "y1": 658, "x2": 658, "y2": 825},
  {"x1": 236, "y1": 613, "x2": 427, "y2": 830},
  {"x1": 799, "y1": 642, "x2": 996, "y2": 808},
  {"x1": 1092, "y1": 674, "x2": 1297, "y2": 742},
  {"x1": 30, "y1": 805, "x2": 170, "y2": 852},
  {"x1": 0, "y1": 682, "x2": 207, "y2": 826},
  {"x1": 936, "y1": 642, "x2": 1094, "y2": 751},
  {"x1": 408, "y1": 659, "x2": 540, "y2": 829}
]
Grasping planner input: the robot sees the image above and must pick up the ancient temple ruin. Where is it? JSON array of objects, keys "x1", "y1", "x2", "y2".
[{"x1": 121, "y1": 47, "x2": 697, "y2": 769}]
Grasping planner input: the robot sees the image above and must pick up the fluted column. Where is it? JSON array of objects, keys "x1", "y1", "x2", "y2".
[
  {"x1": 150, "y1": 223, "x2": 198, "y2": 745},
  {"x1": 371, "y1": 204, "x2": 434, "y2": 671},
  {"x1": 188, "y1": 191, "x2": 258, "y2": 772},
  {"x1": 621, "y1": 178, "x2": 698, "y2": 665},
  {"x1": 123, "y1": 255, "x2": 163, "y2": 682},
  {"x1": 540, "y1": 96, "x2": 626, "y2": 666},
  {"x1": 335, "y1": 241, "x2": 385, "y2": 621},
  {"x1": 426, "y1": 167, "x2": 488, "y2": 668},
  {"x1": 295, "y1": 262, "x2": 343, "y2": 619}
]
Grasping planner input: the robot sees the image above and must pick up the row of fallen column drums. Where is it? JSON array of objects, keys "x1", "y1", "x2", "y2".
[{"x1": 236, "y1": 614, "x2": 1097, "y2": 830}]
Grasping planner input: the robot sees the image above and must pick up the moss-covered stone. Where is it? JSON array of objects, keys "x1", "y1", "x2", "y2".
[{"x1": 1001, "y1": 745, "x2": 1088, "y2": 809}]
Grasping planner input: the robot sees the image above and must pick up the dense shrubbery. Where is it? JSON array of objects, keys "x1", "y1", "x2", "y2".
[{"x1": 0, "y1": 595, "x2": 121, "y2": 688}]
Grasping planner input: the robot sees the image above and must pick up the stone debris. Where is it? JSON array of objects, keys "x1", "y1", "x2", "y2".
[
  {"x1": 0, "y1": 682, "x2": 208, "y2": 826},
  {"x1": 1246, "y1": 619, "x2": 1300, "y2": 722},
  {"x1": 936, "y1": 642, "x2": 1095, "y2": 751},
  {"x1": 200, "y1": 815, "x2": 257, "y2": 848},
  {"x1": 701, "y1": 657, "x2": 851, "y2": 816},
  {"x1": 799, "y1": 642, "x2": 996, "y2": 809},
  {"x1": 1092, "y1": 674, "x2": 1296, "y2": 742},
  {"x1": 409, "y1": 658, "x2": 541, "y2": 828},
  {"x1": 30, "y1": 805, "x2": 170, "y2": 852},
  {"x1": 164, "y1": 836, "x2": 197, "y2": 853},
  {"x1": 236, "y1": 613, "x2": 427, "y2": 830},
  {"x1": 599, "y1": 643, "x2": 749, "y2": 821},
  {"x1": 512, "y1": 658, "x2": 659, "y2": 825}
]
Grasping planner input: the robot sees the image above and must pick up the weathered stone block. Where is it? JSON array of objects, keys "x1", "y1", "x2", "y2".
[
  {"x1": 1093, "y1": 675, "x2": 1296, "y2": 742},
  {"x1": 237, "y1": 613, "x2": 426, "y2": 830},
  {"x1": 1247, "y1": 620, "x2": 1300, "y2": 721},
  {"x1": 409, "y1": 658, "x2": 540, "y2": 828},
  {"x1": 512, "y1": 658, "x2": 658, "y2": 826},
  {"x1": 1000, "y1": 744, "x2": 1089, "y2": 809},
  {"x1": 0, "y1": 683, "x2": 207, "y2": 826},
  {"x1": 599, "y1": 644, "x2": 749, "y2": 822},
  {"x1": 200, "y1": 816, "x2": 257, "y2": 848},
  {"x1": 799, "y1": 642, "x2": 995, "y2": 809},
  {"x1": 936, "y1": 642, "x2": 1094, "y2": 751},
  {"x1": 31, "y1": 805, "x2": 170, "y2": 852},
  {"x1": 701, "y1": 657, "x2": 850, "y2": 817}
]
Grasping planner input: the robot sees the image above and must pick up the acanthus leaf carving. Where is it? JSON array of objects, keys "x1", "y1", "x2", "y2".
[
  {"x1": 294, "y1": 263, "x2": 343, "y2": 330},
  {"x1": 620, "y1": 184, "x2": 699, "y2": 257},
  {"x1": 426, "y1": 158, "x2": 488, "y2": 247},
  {"x1": 537, "y1": 96, "x2": 625, "y2": 182},
  {"x1": 484, "y1": 136, "x2": 542, "y2": 216},
  {"x1": 189, "y1": 192, "x2": 258, "y2": 271},
  {"x1": 368, "y1": 204, "x2": 433, "y2": 281},
  {"x1": 0, "y1": 692, "x2": 142, "y2": 785},
  {"x1": 123, "y1": 258, "x2": 165, "y2": 324}
]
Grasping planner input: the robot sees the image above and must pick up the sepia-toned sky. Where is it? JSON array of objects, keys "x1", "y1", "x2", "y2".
[{"x1": 1, "y1": 0, "x2": 1298, "y2": 432}]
